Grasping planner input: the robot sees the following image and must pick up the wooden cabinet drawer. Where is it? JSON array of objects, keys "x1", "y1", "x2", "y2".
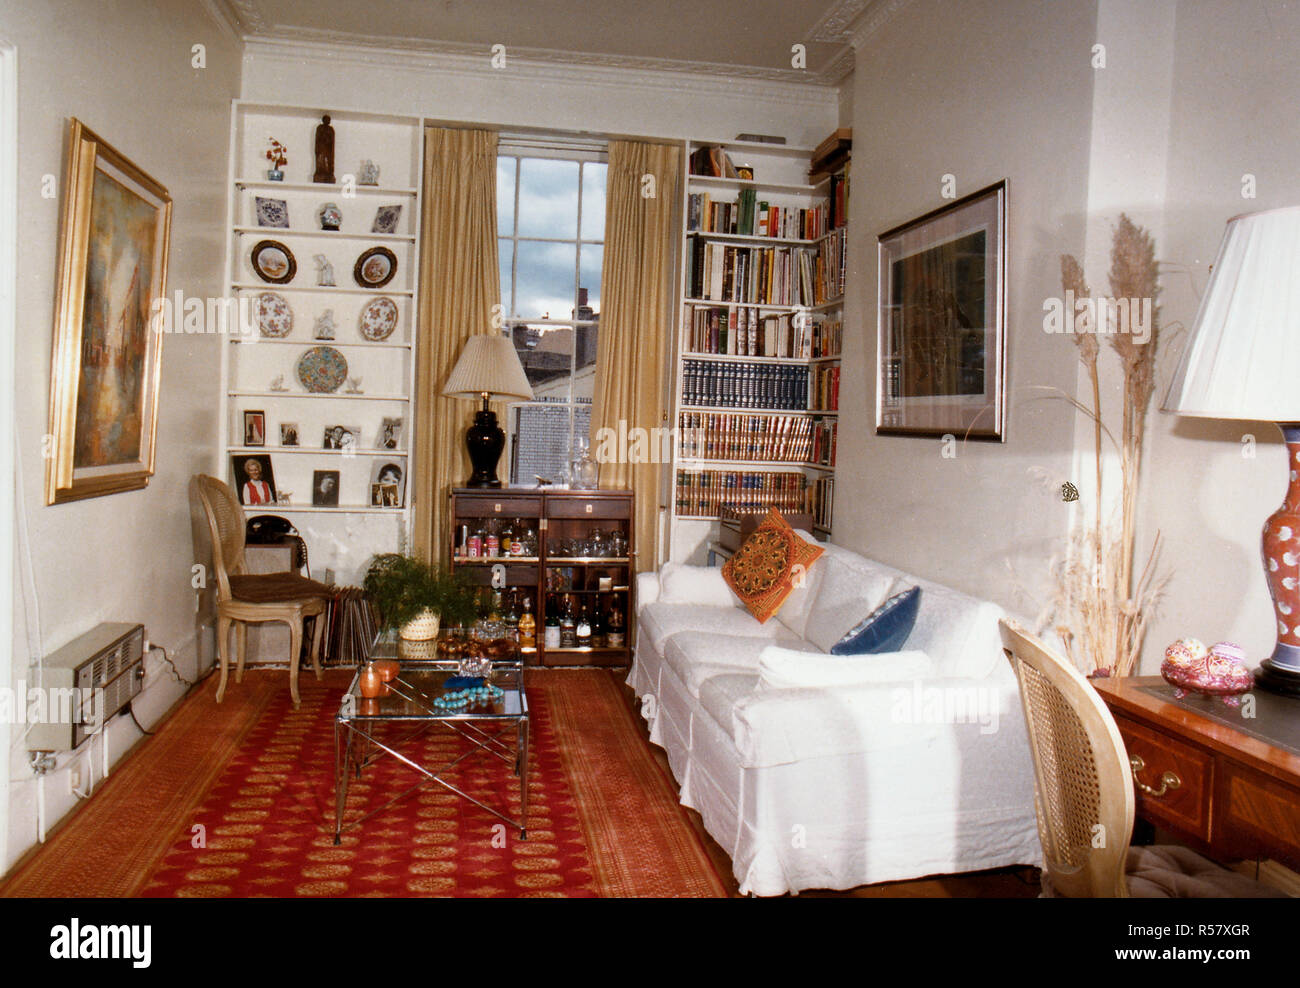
[
  {"x1": 1115, "y1": 715, "x2": 1212, "y2": 841},
  {"x1": 1217, "y1": 762, "x2": 1300, "y2": 870},
  {"x1": 545, "y1": 496, "x2": 631, "y2": 520},
  {"x1": 452, "y1": 494, "x2": 544, "y2": 518}
]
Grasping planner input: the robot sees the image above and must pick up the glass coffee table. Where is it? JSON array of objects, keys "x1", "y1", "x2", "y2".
[{"x1": 333, "y1": 634, "x2": 529, "y2": 844}]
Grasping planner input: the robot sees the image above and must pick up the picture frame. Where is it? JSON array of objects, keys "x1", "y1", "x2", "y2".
[
  {"x1": 370, "y1": 460, "x2": 404, "y2": 508},
  {"x1": 243, "y1": 409, "x2": 266, "y2": 447},
  {"x1": 322, "y1": 424, "x2": 360, "y2": 449},
  {"x1": 876, "y1": 180, "x2": 1007, "y2": 441},
  {"x1": 379, "y1": 416, "x2": 402, "y2": 450},
  {"x1": 232, "y1": 454, "x2": 277, "y2": 506},
  {"x1": 312, "y1": 469, "x2": 340, "y2": 507},
  {"x1": 371, "y1": 482, "x2": 399, "y2": 507},
  {"x1": 279, "y1": 422, "x2": 299, "y2": 446},
  {"x1": 45, "y1": 119, "x2": 172, "y2": 504}
]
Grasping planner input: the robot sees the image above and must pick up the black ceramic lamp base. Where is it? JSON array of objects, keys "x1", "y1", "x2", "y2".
[
  {"x1": 1255, "y1": 658, "x2": 1300, "y2": 698},
  {"x1": 465, "y1": 407, "x2": 505, "y2": 488}
]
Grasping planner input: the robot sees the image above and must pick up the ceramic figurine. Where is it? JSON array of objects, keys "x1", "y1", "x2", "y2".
[
  {"x1": 313, "y1": 309, "x2": 337, "y2": 340},
  {"x1": 314, "y1": 254, "x2": 336, "y2": 287},
  {"x1": 359, "y1": 159, "x2": 380, "y2": 186},
  {"x1": 268, "y1": 374, "x2": 289, "y2": 392},
  {"x1": 314, "y1": 114, "x2": 335, "y2": 184},
  {"x1": 1160, "y1": 637, "x2": 1255, "y2": 705},
  {"x1": 318, "y1": 201, "x2": 342, "y2": 231},
  {"x1": 345, "y1": 376, "x2": 363, "y2": 394}
]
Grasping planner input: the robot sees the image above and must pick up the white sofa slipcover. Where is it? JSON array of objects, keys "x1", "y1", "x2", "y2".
[{"x1": 628, "y1": 543, "x2": 1041, "y2": 896}]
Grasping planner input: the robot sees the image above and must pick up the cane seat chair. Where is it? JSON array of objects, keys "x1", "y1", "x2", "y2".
[
  {"x1": 998, "y1": 619, "x2": 1281, "y2": 897},
  {"x1": 193, "y1": 474, "x2": 331, "y2": 707}
]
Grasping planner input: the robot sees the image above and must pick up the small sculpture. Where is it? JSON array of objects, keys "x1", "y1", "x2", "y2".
[
  {"x1": 318, "y1": 201, "x2": 342, "y2": 231},
  {"x1": 345, "y1": 376, "x2": 363, "y2": 394},
  {"x1": 359, "y1": 159, "x2": 380, "y2": 186},
  {"x1": 314, "y1": 114, "x2": 335, "y2": 184},
  {"x1": 314, "y1": 254, "x2": 336, "y2": 287},
  {"x1": 1161, "y1": 638, "x2": 1255, "y2": 706},
  {"x1": 269, "y1": 374, "x2": 289, "y2": 392},
  {"x1": 266, "y1": 137, "x2": 287, "y2": 181},
  {"x1": 313, "y1": 309, "x2": 337, "y2": 340}
]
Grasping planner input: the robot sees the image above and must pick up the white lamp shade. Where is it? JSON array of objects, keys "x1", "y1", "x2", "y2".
[
  {"x1": 1162, "y1": 205, "x2": 1300, "y2": 421},
  {"x1": 443, "y1": 333, "x2": 533, "y2": 402}
]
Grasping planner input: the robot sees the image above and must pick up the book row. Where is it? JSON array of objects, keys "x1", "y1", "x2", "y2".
[
  {"x1": 812, "y1": 363, "x2": 841, "y2": 412},
  {"x1": 815, "y1": 227, "x2": 848, "y2": 304},
  {"x1": 675, "y1": 469, "x2": 807, "y2": 518},
  {"x1": 681, "y1": 359, "x2": 809, "y2": 410},
  {"x1": 684, "y1": 305, "x2": 843, "y2": 360},
  {"x1": 678, "y1": 411, "x2": 837, "y2": 464},
  {"x1": 809, "y1": 475, "x2": 835, "y2": 530},
  {"x1": 687, "y1": 188, "x2": 833, "y2": 241},
  {"x1": 687, "y1": 239, "x2": 817, "y2": 307}
]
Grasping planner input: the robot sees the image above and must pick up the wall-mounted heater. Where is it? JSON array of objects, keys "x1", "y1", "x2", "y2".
[{"x1": 26, "y1": 623, "x2": 145, "y2": 752}]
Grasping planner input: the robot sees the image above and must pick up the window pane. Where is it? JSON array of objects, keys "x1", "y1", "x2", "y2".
[
  {"x1": 574, "y1": 324, "x2": 598, "y2": 401},
  {"x1": 515, "y1": 240, "x2": 577, "y2": 320},
  {"x1": 581, "y1": 162, "x2": 607, "y2": 241},
  {"x1": 497, "y1": 157, "x2": 516, "y2": 235},
  {"x1": 517, "y1": 158, "x2": 579, "y2": 239},
  {"x1": 511, "y1": 404, "x2": 573, "y2": 486},
  {"x1": 498, "y1": 238, "x2": 514, "y2": 316},
  {"x1": 512, "y1": 323, "x2": 573, "y2": 400},
  {"x1": 578, "y1": 244, "x2": 602, "y2": 316}
]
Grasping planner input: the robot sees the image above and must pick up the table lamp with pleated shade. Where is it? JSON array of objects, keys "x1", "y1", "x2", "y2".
[
  {"x1": 443, "y1": 334, "x2": 533, "y2": 488},
  {"x1": 1162, "y1": 205, "x2": 1300, "y2": 695}
]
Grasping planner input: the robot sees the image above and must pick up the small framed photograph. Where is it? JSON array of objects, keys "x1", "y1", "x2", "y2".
[
  {"x1": 312, "y1": 469, "x2": 340, "y2": 506},
  {"x1": 380, "y1": 416, "x2": 402, "y2": 450},
  {"x1": 243, "y1": 410, "x2": 266, "y2": 447},
  {"x1": 370, "y1": 482, "x2": 399, "y2": 507},
  {"x1": 370, "y1": 460, "x2": 404, "y2": 508},
  {"x1": 232, "y1": 454, "x2": 276, "y2": 506},
  {"x1": 279, "y1": 422, "x2": 299, "y2": 446},
  {"x1": 322, "y1": 424, "x2": 360, "y2": 449},
  {"x1": 876, "y1": 180, "x2": 1007, "y2": 440}
]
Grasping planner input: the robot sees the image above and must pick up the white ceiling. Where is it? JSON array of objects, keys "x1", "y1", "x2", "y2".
[{"x1": 212, "y1": 0, "x2": 872, "y2": 83}]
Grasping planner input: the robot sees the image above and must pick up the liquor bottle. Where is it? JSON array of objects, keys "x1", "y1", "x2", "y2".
[
  {"x1": 489, "y1": 589, "x2": 503, "y2": 622},
  {"x1": 499, "y1": 519, "x2": 514, "y2": 556},
  {"x1": 591, "y1": 596, "x2": 606, "y2": 647},
  {"x1": 485, "y1": 519, "x2": 500, "y2": 558},
  {"x1": 503, "y1": 590, "x2": 519, "y2": 638},
  {"x1": 543, "y1": 602, "x2": 561, "y2": 649},
  {"x1": 576, "y1": 603, "x2": 592, "y2": 647},
  {"x1": 607, "y1": 602, "x2": 626, "y2": 647},
  {"x1": 518, "y1": 597, "x2": 536, "y2": 648},
  {"x1": 559, "y1": 596, "x2": 577, "y2": 648}
]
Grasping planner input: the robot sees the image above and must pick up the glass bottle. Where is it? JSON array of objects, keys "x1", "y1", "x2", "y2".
[
  {"x1": 559, "y1": 596, "x2": 577, "y2": 648},
  {"x1": 591, "y1": 596, "x2": 606, "y2": 647},
  {"x1": 499, "y1": 519, "x2": 514, "y2": 556},
  {"x1": 576, "y1": 602, "x2": 592, "y2": 647},
  {"x1": 503, "y1": 590, "x2": 519, "y2": 637},
  {"x1": 518, "y1": 597, "x2": 536, "y2": 649},
  {"x1": 485, "y1": 519, "x2": 500, "y2": 558},
  {"x1": 607, "y1": 601, "x2": 626, "y2": 647},
  {"x1": 544, "y1": 602, "x2": 561, "y2": 649}
]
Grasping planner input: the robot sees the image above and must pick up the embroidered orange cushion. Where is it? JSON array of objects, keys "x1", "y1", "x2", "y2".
[{"x1": 721, "y1": 509, "x2": 824, "y2": 624}]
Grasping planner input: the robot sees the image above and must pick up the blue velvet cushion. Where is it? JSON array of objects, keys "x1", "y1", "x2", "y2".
[{"x1": 829, "y1": 586, "x2": 922, "y2": 655}]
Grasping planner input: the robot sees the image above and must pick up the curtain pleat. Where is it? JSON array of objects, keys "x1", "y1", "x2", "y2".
[
  {"x1": 589, "y1": 141, "x2": 682, "y2": 573},
  {"x1": 412, "y1": 128, "x2": 501, "y2": 562}
]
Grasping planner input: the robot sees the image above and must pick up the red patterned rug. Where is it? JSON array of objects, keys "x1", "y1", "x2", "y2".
[{"x1": 2, "y1": 669, "x2": 726, "y2": 898}]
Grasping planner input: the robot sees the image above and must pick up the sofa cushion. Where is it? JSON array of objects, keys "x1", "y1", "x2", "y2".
[
  {"x1": 831, "y1": 586, "x2": 922, "y2": 655},
  {"x1": 722, "y1": 510, "x2": 825, "y2": 624},
  {"x1": 904, "y1": 581, "x2": 1006, "y2": 679},
  {"x1": 773, "y1": 531, "x2": 827, "y2": 640},
  {"x1": 758, "y1": 644, "x2": 932, "y2": 689},
  {"x1": 658, "y1": 561, "x2": 738, "y2": 608},
  {"x1": 663, "y1": 629, "x2": 813, "y2": 697},
  {"x1": 804, "y1": 546, "x2": 905, "y2": 652},
  {"x1": 698, "y1": 673, "x2": 760, "y2": 742},
  {"x1": 639, "y1": 602, "x2": 789, "y2": 656}
]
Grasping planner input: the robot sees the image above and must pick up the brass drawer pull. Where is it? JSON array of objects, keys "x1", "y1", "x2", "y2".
[{"x1": 1130, "y1": 755, "x2": 1181, "y2": 798}]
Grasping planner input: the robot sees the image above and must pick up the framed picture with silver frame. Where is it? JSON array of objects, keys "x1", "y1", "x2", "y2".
[{"x1": 876, "y1": 180, "x2": 1007, "y2": 441}]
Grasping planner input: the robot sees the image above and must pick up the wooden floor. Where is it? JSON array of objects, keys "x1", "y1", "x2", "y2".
[{"x1": 616, "y1": 676, "x2": 1042, "y2": 898}]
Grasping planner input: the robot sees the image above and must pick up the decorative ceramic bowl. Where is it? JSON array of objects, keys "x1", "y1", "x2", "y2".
[{"x1": 1161, "y1": 638, "x2": 1254, "y2": 706}]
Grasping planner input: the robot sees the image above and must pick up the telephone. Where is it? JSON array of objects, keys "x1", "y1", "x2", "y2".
[{"x1": 245, "y1": 514, "x2": 309, "y2": 574}]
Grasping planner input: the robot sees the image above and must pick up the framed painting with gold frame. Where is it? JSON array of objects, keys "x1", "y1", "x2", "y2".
[
  {"x1": 45, "y1": 118, "x2": 172, "y2": 504},
  {"x1": 876, "y1": 180, "x2": 1006, "y2": 441}
]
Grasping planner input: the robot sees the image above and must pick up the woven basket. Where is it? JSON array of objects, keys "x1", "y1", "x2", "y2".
[{"x1": 399, "y1": 609, "x2": 441, "y2": 642}]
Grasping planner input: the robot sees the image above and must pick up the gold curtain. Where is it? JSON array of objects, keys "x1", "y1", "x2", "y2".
[
  {"x1": 412, "y1": 128, "x2": 502, "y2": 562},
  {"x1": 590, "y1": 140, "x2": 682, "y2": 573}
]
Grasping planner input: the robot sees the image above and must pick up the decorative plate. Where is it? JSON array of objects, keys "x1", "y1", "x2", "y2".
[
  {"x1": 295, "y1": 345, "x2": 349, "y2": 393},
  {"x1": 359, "y1": 296, "x2": 399, "y2": 341},
  {"x1": 254, "y1": 196, "x2": 289, "y2": 228},
  {"x1": 255, "y1": 292, "x2": 293, "y2": 338},
  {"x1": 372, "y1": 204, "x2": 402, "y2": 234},
  {"x1": 251, "y1": 240, "x2": 296, "y2": 284},
  {"x1": 353, "y1": 246, "x2": 397, "y2": 288}
]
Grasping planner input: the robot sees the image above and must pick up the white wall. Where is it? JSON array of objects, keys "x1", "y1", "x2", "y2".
[
  {"x1": 1, "y1": 0, "x2": 240, "y2": 869},
  {"x1": 840, "y1": 0, "x2": 1098, "y2": 617}
]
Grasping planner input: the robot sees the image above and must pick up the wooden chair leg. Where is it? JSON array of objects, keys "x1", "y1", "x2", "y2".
[
  {"x1": 309, "y1": 612, "x2": 325, "y2": 681},
  {"x1": 288, "y1": 618, "x2": 303, "y2": 708},
  {"x1": 216, "y1": 615, "x2": 232, "y2": 702},
  {"x1": 235, "y1": 622, "x2": 248, "y2": 683}
]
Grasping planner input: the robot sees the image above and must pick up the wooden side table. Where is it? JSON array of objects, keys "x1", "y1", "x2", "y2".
[{"x1": 1094, "y1": 676, "x2": 1300, "y2": 871}]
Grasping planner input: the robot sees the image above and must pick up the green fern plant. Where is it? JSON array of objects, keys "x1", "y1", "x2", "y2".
[{"x1": 362, "y1": 554, "x2": 479, "y2": 632}]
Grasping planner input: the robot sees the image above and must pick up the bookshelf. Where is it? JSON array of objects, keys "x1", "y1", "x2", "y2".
[{"x1": 670, "y1": 137, "x2": 848, "y2": 561}]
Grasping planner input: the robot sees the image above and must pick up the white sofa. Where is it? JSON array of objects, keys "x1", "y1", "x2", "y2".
[{"x1": 628, "y1": 541, "x2": 1041, "y2": 896}]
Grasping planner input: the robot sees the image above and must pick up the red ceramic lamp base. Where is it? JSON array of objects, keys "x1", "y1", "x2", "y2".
[{"x1": 1260, "y1": 424, "x2": 1300, "y2": 694}]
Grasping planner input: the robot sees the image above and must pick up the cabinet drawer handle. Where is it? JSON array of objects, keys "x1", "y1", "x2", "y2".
[{"x1": 1130, "y1": 755, "x2": 1181, "y2": 798}]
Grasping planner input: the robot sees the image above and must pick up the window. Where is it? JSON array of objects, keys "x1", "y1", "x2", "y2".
[{"x1": 496, "y1": 142, "x2": 607, "y2": 485}]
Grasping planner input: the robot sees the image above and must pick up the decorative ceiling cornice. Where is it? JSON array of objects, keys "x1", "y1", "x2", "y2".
[
  {"x1": 848, "y1": 0, "x2": 917, "y2": 49},
  {"x1": 810, "y1": 0, "x2": 874, "y2": 41}
]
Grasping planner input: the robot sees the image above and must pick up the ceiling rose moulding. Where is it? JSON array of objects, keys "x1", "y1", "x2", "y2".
[
  {"x1": 242, "y1": 38, "x2": 840, "y2": 111},
  {"x1": 238, "y1": 25, "x2": 851, "y2": 88}
]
